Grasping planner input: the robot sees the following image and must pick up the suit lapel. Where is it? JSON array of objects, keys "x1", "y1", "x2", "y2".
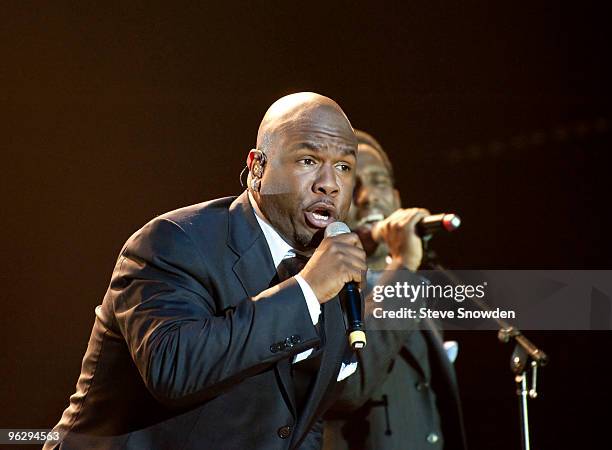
[
  {"x1": 400, "y1": 318, "x2": 440, "y2": 378},
  {"x1": 422, "y1": 322, "x2": 467, "y2": 448},
  {"x1": 226, "y1": 191, "x2": 298, "y2": 418},
  {"x1": 293, "y1": 296, "x2": 344, "y2": 442},
  {"x1": 231, "y1": 240, "x2": 277, "y2": 297},
  {"x1": 227, "y1": 192, "x2": 277, "y2": 296},
  {"x1": 422, "y1": 321, "x2": 461, "y2": 396}
]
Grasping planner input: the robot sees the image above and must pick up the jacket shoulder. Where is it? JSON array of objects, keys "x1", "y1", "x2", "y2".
[
  {"x1": 158, "y1": 196, "x2": 236, "y2": 235},
  {"x1": 123, "y1": 196, "x2": 236, "y2": 249}
]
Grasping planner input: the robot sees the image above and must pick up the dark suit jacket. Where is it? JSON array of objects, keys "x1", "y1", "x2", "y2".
[
  {"x1": 46, "y1": 192, "x2": 348, "y2": 450},
  {"x1": 324, "y1": 275, "x2": 467, "y2": 450}
]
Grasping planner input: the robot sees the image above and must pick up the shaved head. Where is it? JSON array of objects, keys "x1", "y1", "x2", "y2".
[
  {"x1": 256, "y1": 92, "x2": 356, "y2": 155},
  {"x1": 248, "y1": 92, "x2": 358, "y2": 251}
]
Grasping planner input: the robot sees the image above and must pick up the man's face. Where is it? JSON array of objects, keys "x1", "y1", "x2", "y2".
[
  {"x1": 348, "y1": 145, "x2": 400, "y2": 228},
  {"x1": 257, "y1": 109, "x2": 357, "y2": 252}
]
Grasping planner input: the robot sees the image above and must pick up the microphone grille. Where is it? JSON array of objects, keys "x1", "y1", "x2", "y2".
[{"x1": 325, "y1": 221, "x2": 350, "y2": 237}]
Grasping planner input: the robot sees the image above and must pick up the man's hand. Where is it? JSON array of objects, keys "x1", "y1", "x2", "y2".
[
  {"x1": 300, "y1": 233, "x2": 367, "y2": 303},
  {"x1": 375, "y1": 208, "x2": 430, "y2": 271}
]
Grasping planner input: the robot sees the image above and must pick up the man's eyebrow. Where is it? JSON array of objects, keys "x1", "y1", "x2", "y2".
[
  {"x1": 299, "y1": 141, "x2": 323, "y2": 151},
  {"x1": 293, "y1": 142, "x2": 357, "y2": 157},
  {"x1": 341, "y1": 147, "x2": 357, "y2": 157}
]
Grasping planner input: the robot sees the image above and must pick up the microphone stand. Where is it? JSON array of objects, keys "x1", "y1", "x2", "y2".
[{"x1": 422, "y1": 241, "x2": 548, "y2": 450}]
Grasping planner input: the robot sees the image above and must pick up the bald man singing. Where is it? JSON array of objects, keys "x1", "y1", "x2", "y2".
[{"x1": 46, "y1": 93, "x2": 365, "y2": 450}]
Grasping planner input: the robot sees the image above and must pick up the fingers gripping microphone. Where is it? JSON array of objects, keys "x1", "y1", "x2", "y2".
[
  {"x1": 325, "y1": 222, "x2": 366, "y2": 350},
  {"x1": 366, "y1": 213, "x2": 461, "y2": 241}
]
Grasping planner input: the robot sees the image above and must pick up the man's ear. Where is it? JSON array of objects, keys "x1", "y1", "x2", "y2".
[
  {"x1": 246, "y1": 149, "x2": 258, "y2": 172},
  {"x1": 246, "y1": 149, "x2": 267, "y2": 192},
  {"x1": 246, "y1": 149, "x2": 266, "y2": 175}
]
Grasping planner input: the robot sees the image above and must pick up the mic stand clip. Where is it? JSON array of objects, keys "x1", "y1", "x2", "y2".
[{"x1": 498, "y1": 326, "x2": 548, "y2": 450}]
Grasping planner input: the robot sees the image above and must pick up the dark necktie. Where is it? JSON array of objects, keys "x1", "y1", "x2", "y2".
[{"x1": 276, "y1": 253, "x2": 309, "y2": 281}]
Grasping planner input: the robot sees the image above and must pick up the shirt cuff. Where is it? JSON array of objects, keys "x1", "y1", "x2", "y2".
[{"x1": 294, "y1": 274, "x2": 321, "y2": 325}]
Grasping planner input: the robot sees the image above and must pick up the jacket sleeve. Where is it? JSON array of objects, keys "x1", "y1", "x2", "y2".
[{"x1": 109, "y1": 217, "x2": 319, "y2": 408}]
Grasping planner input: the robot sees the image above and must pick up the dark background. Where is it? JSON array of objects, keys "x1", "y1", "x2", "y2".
[{"x1": 2, "y1": 1, "x2": 611, "y2": 448}]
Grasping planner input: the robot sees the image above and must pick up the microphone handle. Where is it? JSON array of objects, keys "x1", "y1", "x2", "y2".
[
  {"x1": 416, "y1": 213, "x2": 460, "y2": 236},
  {"x1": 343, "y1": 281, "x2": 366, "y2": 349},
  {"x1": 324, "y1": 221, "x2": 367, "y2": 350}
]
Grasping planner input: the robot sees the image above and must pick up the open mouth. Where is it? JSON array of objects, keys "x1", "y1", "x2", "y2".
[{"x1": 304, "y1": 203, "x2": 337, "y2": 229}]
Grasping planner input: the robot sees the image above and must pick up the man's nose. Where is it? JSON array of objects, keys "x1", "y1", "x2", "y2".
[{"x1": 312, "y1": 164, "x2": 339, "y2": 196}]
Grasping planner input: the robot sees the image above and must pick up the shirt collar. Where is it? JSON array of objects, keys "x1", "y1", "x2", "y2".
[{"x1": 248, "y1": 192, "x2": 295, "y2": 268}]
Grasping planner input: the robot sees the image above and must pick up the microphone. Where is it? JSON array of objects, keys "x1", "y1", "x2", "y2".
[
  {"x1": 325, "y1": 222, "x2": 366, "y2": 350},
  {"x1": 360, "y1": 212, "x2": 461, "y2": 242}
]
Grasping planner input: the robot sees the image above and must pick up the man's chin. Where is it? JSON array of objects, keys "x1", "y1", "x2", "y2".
[{"x1": 295, "y1": 228, "x2": 325, "y2": 252}]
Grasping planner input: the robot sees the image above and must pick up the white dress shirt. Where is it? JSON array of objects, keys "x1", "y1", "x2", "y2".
[{"x1": 249, "y1": 193, "x2": 357, "y2": 381}]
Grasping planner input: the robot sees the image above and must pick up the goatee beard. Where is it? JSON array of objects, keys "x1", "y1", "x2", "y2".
[{"x1": 295, "y1": 229, "x2": 325, "y2": 253}]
